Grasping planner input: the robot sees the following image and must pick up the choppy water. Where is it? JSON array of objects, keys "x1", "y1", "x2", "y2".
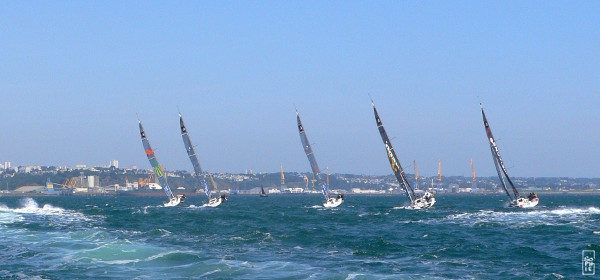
[{"x1": 0, "y1": 194, "x2": 598, "y2": 279}]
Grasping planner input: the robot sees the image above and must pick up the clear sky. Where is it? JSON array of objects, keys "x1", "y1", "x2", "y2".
[{"x1": 0, "y1": 1, "x2": 598, "y2": 178}]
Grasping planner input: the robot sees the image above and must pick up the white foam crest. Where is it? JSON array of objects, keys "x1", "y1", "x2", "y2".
[
  {"x1": 548, "y1": 207, "x2": 600, "y2": 215},
  {"x1": 345, "y1": 273, "x2": 365, "y2": 280},
  {"x1": 155, "y1": 228, "x2": 172, "y2": 237},
  {"x1": 0, "y1": 198, "x2": 94, "y2": 223},
  {"x1": 199, "y1": 269, "x2": 222, "y2": 277},
  {"x1": 97, "y1": 258, "x2": 141, "y2": 265},
  {"x1": 441, "y1": 206, "x2": 600, "y2": 227},
  {"x1": 145, "y1": 250, "x2": 193, "y2": 261},
  {"x1": 0, "y1": 211, "x2": 24, "y2": 224},
  {"x1": 358, "y1": 212, "x2": 382, "y2": 217},
  {"x1": 392, "y1": 205, "x2": 421, "y2": 210}
]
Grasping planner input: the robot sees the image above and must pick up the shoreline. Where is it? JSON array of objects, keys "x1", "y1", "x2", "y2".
[{"x1": 1, "y1": 190, "x2": 599, "y2": 197}]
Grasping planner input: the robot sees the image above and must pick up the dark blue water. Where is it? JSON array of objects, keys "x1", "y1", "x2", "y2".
[{"x1": 0, "y1": 194, "x2": 598, "y2": 279}]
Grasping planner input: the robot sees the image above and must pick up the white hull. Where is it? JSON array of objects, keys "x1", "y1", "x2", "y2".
[
  {"x1": 408, "y1": 191, "x2": 436, "y2": 209},
  {"x1": 163, "y1": 194, "x2": 185, "y2": 207},
  {"x1": 206, "y1": 197, "x2": 223, "y2": 208},
  {"x1": 411, "y1": 197, "x2": 436, "y2": 209},
  {"x1": 515, "y1": 197, "x2": 539, "y2": 208},
  {"x1": 323, "y1": 197, "x2": 344, "y2": 208}
]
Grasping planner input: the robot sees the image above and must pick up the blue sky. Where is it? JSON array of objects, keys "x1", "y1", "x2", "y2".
[{"x1": 0, "y1": 1, "x2": 598, "y2": 177}]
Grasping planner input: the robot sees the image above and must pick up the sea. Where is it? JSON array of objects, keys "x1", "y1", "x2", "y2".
[{"x1": 0, "y1": 194, "x2": 598, "y2": 279}]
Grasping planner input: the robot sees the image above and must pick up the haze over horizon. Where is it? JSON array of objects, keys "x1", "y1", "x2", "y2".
[{"x1": 1, "y1": 2, "x2": 598, "y2": 178}]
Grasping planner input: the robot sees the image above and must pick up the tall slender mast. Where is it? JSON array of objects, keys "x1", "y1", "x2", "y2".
[
  {"x1": 372, "y1": 101, "x2": 415, "y2": 202},
  {"x1": 437, "y1": 160, "x2": 442, "y2": 189},
  {"x1": 139, "y1": 120, "x2": 174, "y2": 200},
  {"x1": 179, "y1": 113, "x2": 209, "y2": 198},
  {"x1": 471, "y1": 158, "x2": 477, "y2": 190},
  {"x1": 180, "y1": 113, "x2": 203, "y2": 176},
  {"x1": 280, "y1": 163, "x2": 285, "y2": 185},
  {"x1": 296, "y1": 110, "x2": 327, "y2": 198},
  {"x1": 326, "y1": 166, "x2": 330, "y2": 186},
  {"x1": 414, "y1": 160, "x2": 419, "y2": 190},
  {"x1": 481, "y1": 104, "x2": 519, "y2": 200}
]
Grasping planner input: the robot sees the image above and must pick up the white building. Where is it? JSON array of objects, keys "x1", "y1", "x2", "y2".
[
  {"x1": 18, "y1": 166, "x2": 41, "y2": 173},
  {"x1": 110, "y1": 160, "x2": 119, "y2": 169},
  {"x1": 87, "y1": 175, "x2": 100, "y2": 189},
  {"x1": 125, "y1": 180, "x2": 139, "y2": 190}
]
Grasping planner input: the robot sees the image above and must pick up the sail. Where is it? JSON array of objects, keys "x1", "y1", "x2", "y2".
[
  {"x1": 296, "y1": 110, "x2": 328, "y2": 199},
  {"x1": 372, "y1": 102, "x2": 415, "y2": 202},
  {"x1": 202, "y1": 179, "x2": 210, "y2": 199},
  {"x1": 180, "y1": 114, "x2": 203, "y2": 176},
  {"x1": 209, "y1": 173, "x2": 218, "y2": 193},
  {"x1": 138, "y1": 121, "x2": 174, "y2": 199},
  {"x1": 481, "y1": 104, "x2": 519, "y2": 200},
  {"x1": 179, "y1": 113, "x2": 210, "y2": 198},
  {"x1": 261, "y1": 185, "x2": 266, "y2": 195}
]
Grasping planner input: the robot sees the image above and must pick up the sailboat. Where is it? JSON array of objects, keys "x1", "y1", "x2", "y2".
[
  {"x1": 480, "y1": 104, "x2": 539, "y2": 208},
  {"x1": 179, "y1": 113, "x2": 225, "y2": 207},
  {"x1": 372, "y1": 101, "x2": 435, "y2": 209},
  {"x1": 260, "y1": 185, "x2": 268, "y2": 197},
  {"x1": 205, "y1": 173, "x2": 226, "y2": 207},
  {"x1": 296, "y1": 109, "x2": 344, "y2": 208},
  {"x1": 138, "y1": 119, "x2": 185, "y2": 207}
]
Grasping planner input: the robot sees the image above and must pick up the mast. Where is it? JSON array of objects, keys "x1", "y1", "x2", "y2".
[
  {"x1": 414, "y1": 160, "x2": 419, "y2": 190},
  {"x1": 138, "y1": 120, "x2": 174, "y2": 200},
  {"x1": 481, "y1": 104, "x2": 519, "y2": 200},
  {"x1": 280, "y1": 163, "x2": 285, "y2": 192},
  {"x1": 180, "y1": 113, "x2": 203, "y2": 176},
  {"x1": 437, "y1": 160, "x2": 442, "y2": 189},
  {"x1": 280, "y1": 163, "x2": 285, "y2": 185},
  {"x1": 471, "y1": 158, "x2": 477, "y2": 190},
  {"x1": 209, "y1": 173, "x2": 218, "y2": 194},
  {"x1": 372, "y1": 101, "x2": 415, "y2": 202},
  {"x1": 180, "y1": 113, "x2": 210, "y2": 198},
  {"x1": 296, "y1": 110, "x2": 328, "y2": 199}
]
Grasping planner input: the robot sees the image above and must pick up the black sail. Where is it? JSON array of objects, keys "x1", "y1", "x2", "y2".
[
  {"x1": 481, "y1": 104, "x2": 519, "y2": 200},
  {"x1": 180, "y1": 113, "x2": 203, "y2": 176},
  {"x1": 372, "y1": 102, "x2": 415, "y2": 202},
  {"x1": 296, "y1": 110, "x2": 328, "y2": 199}
]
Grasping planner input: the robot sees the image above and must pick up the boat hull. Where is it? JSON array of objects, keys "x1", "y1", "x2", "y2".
[
  {"x1": 323, "y1": 196, "x2": 344, "y2": 208},
  {"x1": 515, "y1": 197, "x2": 539, "y2": 208},
  {"x1": 206, "y1": 197, "x2": 224, "y2": 207},
  {"x1": 411, "y1": 197, "x2": 436, "y2": 209},
  {"x1": 410, "y1": 191, "x2": 436, "y2": 209},
  {"x1": 163, "y1": 194, "x2": 185, "y2": 207}
]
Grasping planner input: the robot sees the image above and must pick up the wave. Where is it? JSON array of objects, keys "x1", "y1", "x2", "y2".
[
  {"x1": 438, "y1": 207, "x2": 600, "y2": 228},
  {"x1": 0, "y1": 198, "x2": 93, "y2": 224}
]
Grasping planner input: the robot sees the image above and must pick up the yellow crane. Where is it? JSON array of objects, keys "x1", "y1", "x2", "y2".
[
  {"x1": 280, "y1": 163, "x2": 285, "y2": 186},
  {"x1": 414, "y1": 160, "x2": 419, "y2": 190},
  {"x1": 437, "y1": 160, "x2": 442, "y2": 188},
  {"x1": 61, "y1": 177, "x2": 77, "y2": 189},
  {"x1": 471, "y1": 158, "x2": 477, "y2": 191},
  {"x1": 139, "y1": 173, "x2": 154, "y2": 188},
  {"x1": 303, "y1": 175, "x2": 309, "y2": 190}
]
